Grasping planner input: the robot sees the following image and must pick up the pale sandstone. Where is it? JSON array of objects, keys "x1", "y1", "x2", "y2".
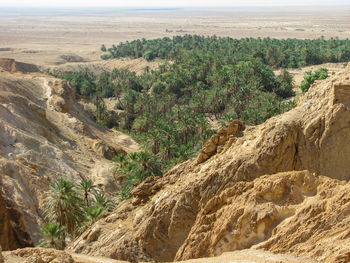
[
  {"x1": 0, "y1": 58, "x2": 39, "y2": 73},
  {"x1": 0, "y1": 59, "x2": 140, "y2": 249}
]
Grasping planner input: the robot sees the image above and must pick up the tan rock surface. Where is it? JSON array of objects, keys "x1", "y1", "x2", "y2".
[
  {"x1": 174, "y1": 249, "x2": 319, "y2": 263},
  {"x1": 0, "y1": 59, "x2": 140, "y2": 249},
  {"x1": 3, "y1": 248, "x2": 131, "y2": 263},
  {"x1": 0, "y1": 58, "x2": 39, "y2": 74},
  {"x1": 0, "y1": 189, "x2": 33, "y2": 250},
  {"x1": 0, "y1": 246, "x2": 4, "y2": 263},
  {"x1": 2, "y1": 248, "x2": 319, "y2": 263},
  {"x1": 5, "y1": 248, "x2": 74, "y2": 263},
  {"x1": 69, "y1": 64, "x2": 350, "y2": 262},
  {"x1": 197, "y1": 120, "x2": 245, "y2": 164}
]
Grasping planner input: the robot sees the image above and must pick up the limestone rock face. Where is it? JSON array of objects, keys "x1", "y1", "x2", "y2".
[
  {"x1": 197, "y1": 120, "x2": 245, "y2": 164},
  {"x1": 0, "y1": 58, "x2": 39, "y2": 73},
  {"x1": 0, "y1": 61, "x2": 140, "y2": 248},
  {"x1": 0, "y1": 189, "x2": 33, "y2": 250},
  {"x1": 176, "y1": 171, "x2": 350, "y2": 262},
  {"x1": 69, "y1": 64, "x2": 350, "y2": 262}
]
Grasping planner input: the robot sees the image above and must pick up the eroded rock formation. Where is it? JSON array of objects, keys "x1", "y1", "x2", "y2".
[
  {"x1": 0, "y1": 58, "x2": 39, "y2": 73},
  {"x1": 0, "y1": 189, "x2": 33, "y2": 250},
  {"x1": 0, "y1": 59, "x2": 140, "y2": 249},
  {"x1": 197, "y1": 120, "x2": 245, "y2": 164},
  {"x1": 69, "y1": 64, "x2": 350, "y2": 263}
]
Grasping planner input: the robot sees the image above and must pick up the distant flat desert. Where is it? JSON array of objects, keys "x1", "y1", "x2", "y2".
[{"x1": 0, "y1": 6, "x2": 350, "y2": 66}]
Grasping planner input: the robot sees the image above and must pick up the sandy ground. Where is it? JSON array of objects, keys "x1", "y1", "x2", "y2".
[
  {"x1": 0, "y1": 7, "x2": 350, "y2": 66},
  {"x1": 71, "y1": 250, "x2": 319, "y2": 263},
  {"x1": 3, "y1": 249, "x2": 319, "y2": 263}
]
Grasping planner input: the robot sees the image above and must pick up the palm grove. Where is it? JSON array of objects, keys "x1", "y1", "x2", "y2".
[
  {"x1": 39, "y1": 178, "x2": 114, "y2": 249},
  {"x1": 46, "y1": 35, "x2": 348, "y2": 246}
]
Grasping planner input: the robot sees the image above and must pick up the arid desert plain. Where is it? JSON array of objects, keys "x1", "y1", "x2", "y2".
[{"x1": 0, "y1": 6, "x2": 350, "y2": 66}]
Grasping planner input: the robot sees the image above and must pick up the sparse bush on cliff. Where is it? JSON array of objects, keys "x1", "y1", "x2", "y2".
[
  {"x1": 300, "y1": 68, "x2": 329, "y2": 92},
  {"x1": 114, "y1": 152, "x2": 162, "y2": 200}
]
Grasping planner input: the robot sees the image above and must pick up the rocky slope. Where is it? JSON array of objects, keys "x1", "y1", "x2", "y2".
[
  {"x1": 0, "y1": 59, "x2": 140, "y2": 250},
  {"x1": 44, "y1": 57, "x2": 162, "y2": 76},
  {"x1": 69, "y1": 63, "x2": 350, "y2": 263},
  {"x1": 0, "y1": 58, "x2": 39, "y2": 74}
]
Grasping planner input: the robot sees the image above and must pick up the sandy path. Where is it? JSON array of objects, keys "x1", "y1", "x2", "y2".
[
  {"x1": 2, "y1": 249, "x2": 319, "y2": 263},
  {"x1": 68, "y1": 249, "x2": 319, "y2": 263},
  {"x1": 173, "y1": 249, "x2": 319, "y2": 263},
  {"x1": 70, "y1": 252, "x2": 128, "y2": 263}
]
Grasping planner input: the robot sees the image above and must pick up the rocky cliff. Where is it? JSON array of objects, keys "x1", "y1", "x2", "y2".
[
  {"x1": 69, "y1": 63, "x2": 350, "y2": 263},
  {"x1": 0, "y1": 58, "x2": 39, "y2": 73},
  {"x1": 0, "y1": 189, "x2": 33, "y2": 250},
  {"x1": 0, "y1": 59, "x2": 140, "y2": 250}
]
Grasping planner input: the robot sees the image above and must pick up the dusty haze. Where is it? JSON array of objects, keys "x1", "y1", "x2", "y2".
[{"x1": 0, "y1": 6, "x2": 350, "y2": 66}]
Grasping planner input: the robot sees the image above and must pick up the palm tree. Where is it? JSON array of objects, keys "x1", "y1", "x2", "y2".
[
  {"x1": 38, "y1": 222, "x2": 66, "y2": 250},
  {"x1": 45, "y1": 178, "x2": 83, "y2": 238},
  {"x1": 94, "y1": 95, "x2": 106, "y2": 122},
  {"x1": 93, "y1": 192, "x2": 115, "y2": 212},
  {"x1": 79, "y1": 179, "x2": 96, "y2": 207},
  {"x1": 113, "y1": 153, "x2": 127, "y2": 168},
  {"x1": 76, "y1": 205, "x2": 108, "y2": 235},
  {"x1": 84, "y1": 205, "x2": 107, "y2": 225},
  {"x1": 148, "y1": 130, "x2": 160, "y2": 155}
]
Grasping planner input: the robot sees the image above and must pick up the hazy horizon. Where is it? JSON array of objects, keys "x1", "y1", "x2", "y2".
[{"x1": 1, "y1": 0, "x2": 350, "y2": 8}]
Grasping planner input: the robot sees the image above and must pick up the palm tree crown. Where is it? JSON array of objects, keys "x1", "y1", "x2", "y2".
[{"x1": 45, "y1": 178, "x2": 83, "y2": 236}]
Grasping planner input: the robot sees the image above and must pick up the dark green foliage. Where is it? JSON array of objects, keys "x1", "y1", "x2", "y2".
[
  {"x1": 103, "y1": 35, "x2": 350, "y2": 68},
  {"x1": 38, "y1": 222, "x2": 66, "y2": 250},
  {"x1": 83, "y1": 206, "x2": 107, "y2": 226},
  {"x1": 40, "y1": 178, "x2": 115, "y2": 248},
  {"x1": 101, "y1": 53, "x2": 112, "y2": 60},
  {"x1": 300, "y1": 68, "x2": 329, "y2": 92},
  {"x1": 93, "y1": 192, "x2": 115, "y2": 211},
  {"x1": 240, "y1": 91, "x2": 296, "y2": 125},
  {"x1": 44, "y1": 178, "x2": 84, "y2": 237},
  {"x1": 54, "y1": 36, "x2": 349, "y2": 199},
  {"x1": 114, "y1": 152, "x2": 162, "y2": 200},
  {"x1": 79, "y1": 179, "x2": 97, "y2": 207},
  {"x1": 276, "y1": 69, "x2": 295, "y2": 98}
]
